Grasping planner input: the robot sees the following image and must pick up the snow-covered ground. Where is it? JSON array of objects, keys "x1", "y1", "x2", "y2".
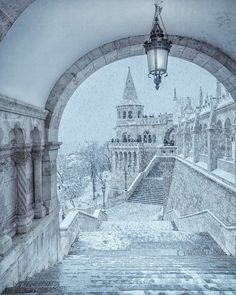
[
  {"x1": 70, "y1": 202, "x2": 224, "y2": 256},
  {"x1": 59, "y1": 171, "x2": 112, "y2": 221}
]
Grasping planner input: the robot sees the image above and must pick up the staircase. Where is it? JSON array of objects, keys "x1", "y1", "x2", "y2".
[
  {"x1": 128, "y1": 177, "x2": 164, "y2": 205},
  {"x1": 127, "y1": 161, "x2": 167, "y2": 205},
  {"x1": 3, "y1": 203, "x2": 236, "y2": 294}
]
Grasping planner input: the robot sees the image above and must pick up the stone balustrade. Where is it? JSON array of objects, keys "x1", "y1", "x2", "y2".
[{"x1": 156, "y1": 146, "x2": 177, "y2": 157}]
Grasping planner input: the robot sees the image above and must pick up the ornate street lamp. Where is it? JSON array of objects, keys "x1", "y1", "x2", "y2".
[
  {"x1": 101, "y1": 180, "x2": 106, "y2": 212},
  {"x1": 144, "y1": 4, "x2": 172, "y2": 90}
]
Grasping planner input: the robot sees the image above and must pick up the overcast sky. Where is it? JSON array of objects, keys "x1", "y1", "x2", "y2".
[{"x1": 59, "y1": 55, "x2": 226, "y2": 154}]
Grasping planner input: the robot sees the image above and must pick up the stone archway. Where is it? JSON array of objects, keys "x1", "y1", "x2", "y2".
[{"x1": 45, "y1": 34, "x2": 236, "y2": 142}]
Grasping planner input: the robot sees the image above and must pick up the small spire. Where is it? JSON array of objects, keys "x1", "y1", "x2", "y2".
[
  {"x1": 173, "y1": 88, "x2": 177, "y2": 101},
  {"x1": 216, "y1": 80, "x2": 221, "y2": 99},
  {"x1": 199, "y1": 86, "x2": 203, "y2": 107},
  {"x1": 122, "y1": 67, "x2": 139, "y2": 103}
]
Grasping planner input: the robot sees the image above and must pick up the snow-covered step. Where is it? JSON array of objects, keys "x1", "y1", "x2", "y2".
[
  {"x1": 69, "y1": 230, "x2": 225, "y2": 256},
  {"x1": 100, "y1": 220, "x2": 173, "y2": 231},
  {"x1": 128, "y1": 177, "x2": 165, "y2": 205},
  {"x1": 4, "y1": 203, "x2": 234, "y2": 294},
  {"x1": 4, "y1": 253, "x2": 236, "y2": 293}
]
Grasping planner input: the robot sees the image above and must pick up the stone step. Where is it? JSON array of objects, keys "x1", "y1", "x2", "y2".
[
  {"x1": 4, "y1": 277, "x2": 236, "y2": 293},
  {"x1": 128, "y1": 175, "x2": 165, "y2": 205},
  {"x1": 100, "y1": 220, "x2": 173, "y2": 231}
]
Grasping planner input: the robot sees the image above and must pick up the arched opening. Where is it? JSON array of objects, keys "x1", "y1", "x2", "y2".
[
  {"x1": 1, "y1": 26, "x2": 236, "y2": 291},
  {"x1": 44, "y1": 35, "x2": 236, "y2": 143}
]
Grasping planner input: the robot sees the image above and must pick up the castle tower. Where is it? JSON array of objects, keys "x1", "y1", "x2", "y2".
[
  {"x1": 109, "y1": 67, "x2": 173, "y2": 199},
  {"x1": 116, "y1": 68, "x2": 144, "y2": 133}
]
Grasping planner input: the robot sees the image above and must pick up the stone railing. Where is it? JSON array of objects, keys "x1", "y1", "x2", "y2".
[
  {"x1": 60, "y1": 207, "x2": 107, "y2": 257},
  {"x1": 125, "y1": 146, "x2": 177, "y2": 200},
  {"x1": 109, "y1": 142, "x2": 142, "y2": 148},
  {"x1": 165, "y1": 209, "x2": 236, "y2": 257},
  {"x1": 126, "y1": 154, "x2": 158, "y2": 200},
  {"x1": 156, "y1": 146, "x2": 177, "y2": 156},
  {"x1": 139, "y1": 118, "x2": 168, "y2": 125}
]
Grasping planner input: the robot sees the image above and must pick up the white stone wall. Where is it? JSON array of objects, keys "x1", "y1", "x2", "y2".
[
  {"x1": 0, "y1": 96, "x2": 48, "y2": 237},
  {"x1": 166, "y1": 158, "x2": 236, "y2": 225},
  {"x1": 0, "y1": 96, "x2": 61, "y2": 291}
]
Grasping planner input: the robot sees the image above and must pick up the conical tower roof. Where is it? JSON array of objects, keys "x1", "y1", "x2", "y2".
[{"x1": 119, "y1": 67, "x2": 142, "y2": 105}]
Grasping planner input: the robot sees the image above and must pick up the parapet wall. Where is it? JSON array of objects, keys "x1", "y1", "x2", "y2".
[
  {"x1": 165, "y1": 157, "x2": 236, "y2": 256},
  {"x1": 0, "y1": 211, "x2": 60, "y2": 293},
  {"x1": 166, "y1": 158, "x2": 236, "y2": 225}
]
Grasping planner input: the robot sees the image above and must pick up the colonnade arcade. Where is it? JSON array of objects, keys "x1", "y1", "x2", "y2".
[
  {"x1": 176, "y1": 103, "x2": 236, "y2": 182},
  {"x1": 112, "y1": 149, "x2": 138, "y2": 173},
  {"x1": 0, "y1": 121, "x2": 60, "y2": 255}
]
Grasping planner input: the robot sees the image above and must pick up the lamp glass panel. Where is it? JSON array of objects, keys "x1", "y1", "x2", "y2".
[{"x1": 147, "y1": 48, "x2": 168, "y2": 74}]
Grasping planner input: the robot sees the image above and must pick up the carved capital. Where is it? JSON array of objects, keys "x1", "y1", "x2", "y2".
[
  {"x1": 0, "y1": 157, "x2": 9, "y2": 168},
  {"x1": 13, "y1": 149, "x2": 31, "y2": 165},
  {"x1": 32, "y1": 147, "x2": 43, "y2": 160}
]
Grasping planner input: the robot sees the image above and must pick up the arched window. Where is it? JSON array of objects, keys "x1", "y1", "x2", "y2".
[
  {"x1": 143, "y1": 131, "x2": 149, "y2": 143},
  {"x1": 118, "y1": 111, "x2": 121, "y2": 119},
  {"x1": 138, "y1": 110, "x2": 141, "y2": 118},
  {"x1": 133, "y1": 152, "x2": 137, "y2": 170},
  {"x1": 128, "y1": 111, "x2": 132, "y2": 119},
  {"x1": 153, "y1": 135, "x2": 156, "y2": 143},
  {"x1": 123, "y1": 111, "x2": 126, "y2": 119},
  {"x1": 115, "y1": 152, "x2": 118, "y2": 169},
  {"x1": 224, "y1": 118, "x2": 232, "y2": 160},
  {"x1": 137, "y1": 135, "x2": 142, "y2": 142},
  {"x1": 148, "y1": 134, "x2": 152, "y2": 143},
  {"x1": 122, "y1": 133, "x2": 127, "y2": 142}
]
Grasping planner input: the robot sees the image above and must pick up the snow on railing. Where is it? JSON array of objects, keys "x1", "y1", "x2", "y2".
[
  {"x1": 126, "y1": 154, "x2": 158, "y2": 200},
  {"x1": 165, "y1": 209, "x2": 236, "y2": 230},
  {"x1": 156, "y1": 146, "x2": 177, "y2": 156},
  {"x1": 165, "y1": 209, "x2": 236, "y2": 256}
]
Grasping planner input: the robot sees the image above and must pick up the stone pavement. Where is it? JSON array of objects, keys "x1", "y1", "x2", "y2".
[{"x1": 3, "y1": 203, "x2": 236, "y2": 294}]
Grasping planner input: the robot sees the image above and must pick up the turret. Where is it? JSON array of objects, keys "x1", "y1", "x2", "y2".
[{"x1": 116, "y1": 67, "x2": 144, "y2": 121}]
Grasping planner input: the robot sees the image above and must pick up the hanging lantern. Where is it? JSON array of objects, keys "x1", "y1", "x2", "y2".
[{"x1": 144, "y1": 4, "x2": 171, "y2": 90}]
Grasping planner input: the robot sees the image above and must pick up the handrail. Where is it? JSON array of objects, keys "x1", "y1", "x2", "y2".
[
  {"x1": 126, "y1": 154, "x2": 158, "y2": 199},
  {"x1": 165, "y1": 209, "x2": 236, "y2": 231}
]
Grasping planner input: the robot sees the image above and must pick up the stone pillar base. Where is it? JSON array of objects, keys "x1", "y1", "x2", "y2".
[
  {"x1": 17, "y1": 211, "x2": 34, "y2": 234},
  {"x1": 44, "y1": 200, "x2": 53, "y2": 215},
  {"x1": 0, "y1": 234, "x2": 12, "y2": 256},
  {"x1": 34, "y1": 202, "x2": 46, "y2": 219},
  {"x1": 223, "y1": 156, "x2": 233, "y2": 161}
]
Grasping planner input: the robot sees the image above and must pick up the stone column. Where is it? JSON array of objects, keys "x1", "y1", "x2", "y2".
[
  {"x1": 32, "y1": 147, "x2": 46, "y2": 218},
  {"x1": 207, "y1": 126, "x2": 217, "y2": 172},
  {"x1": 176, "y1": 132, "x2": 180, "y2": 154},
  {"x1": 223, "y1": 129, "x2": 232, "y2": 161},
  {"x1": 233, "y1": 124, "x2": 236, "y2": 186},
  {"x1": 42, "y1": 142, "x2": 61, "y2": 215},
  {"x1": 14, "y1": 148, "x2": 34, "y2": 234},
  {"x1": 182, "y1": 131, "x2": 188, "y2": 158},
  {"x1": 192, "y1": 130, "x2": 199, "y2": 163},
  {"x1": 0, "y1": 148, "x2": 12, "y2": 255}
]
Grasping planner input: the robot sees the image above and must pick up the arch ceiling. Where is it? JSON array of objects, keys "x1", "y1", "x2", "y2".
[{"x1": 0, "y1": 0, "x2": 235, "y2": 109}]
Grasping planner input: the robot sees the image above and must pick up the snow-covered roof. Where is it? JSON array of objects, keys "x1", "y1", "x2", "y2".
[{"x1": 118, "y1": 67, "x2": 143, "y2": 106}]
